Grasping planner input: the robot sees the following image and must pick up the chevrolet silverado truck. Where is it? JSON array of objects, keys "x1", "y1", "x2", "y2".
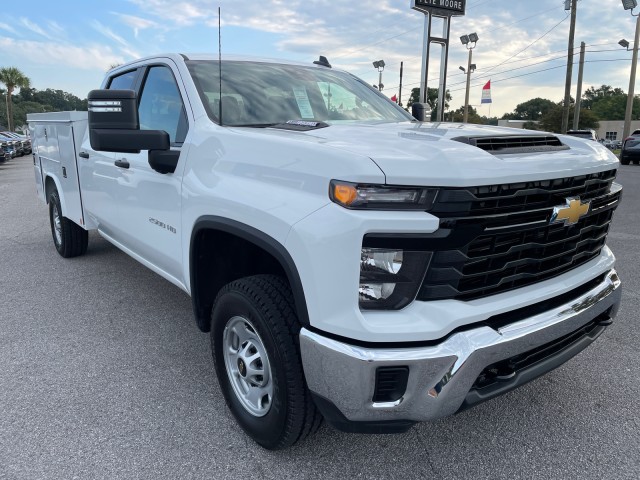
[{"x1": 28, "y1": 54, "x2": 622, "y2": 450}]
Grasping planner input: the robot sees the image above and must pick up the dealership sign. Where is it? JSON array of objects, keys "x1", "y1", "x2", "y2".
[{"x1": 411, "y1": 0, "x2": 466, "y2": 16}]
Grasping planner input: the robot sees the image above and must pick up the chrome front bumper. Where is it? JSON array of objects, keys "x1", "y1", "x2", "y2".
[{"x1": 300, "y1": 270, "x2": 621, "y2": 426}]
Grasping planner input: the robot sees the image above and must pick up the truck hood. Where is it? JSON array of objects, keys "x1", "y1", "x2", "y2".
[{"x1": 254, "y1": 121, "x2": 619, "y2": 186}]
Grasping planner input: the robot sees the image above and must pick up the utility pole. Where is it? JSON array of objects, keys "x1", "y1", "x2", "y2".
[
  {"x1": 623, "y1": 13, "x2": 640, "y2": 140},
  {"x1": 399, "y1": 62, "x2": 404, "y2": 106},
  {"x1": 464, "y1": 49, "x2": 473, "y2": 123},
  {"x1": 562, "y1": 0, "x2": 578, "y2": 134},
  {"x1": 573, "y1": 41, "x2": 586, "y2": 130}
]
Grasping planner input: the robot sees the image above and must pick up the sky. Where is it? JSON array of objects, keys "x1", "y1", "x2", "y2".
[{"x1": 0, "y1": 0, "x2": 638, "y2": 117}]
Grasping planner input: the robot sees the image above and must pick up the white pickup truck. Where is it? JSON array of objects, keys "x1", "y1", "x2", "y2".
[{"x1": 28, "y1": 53, "x2": 622, "y2": 450}]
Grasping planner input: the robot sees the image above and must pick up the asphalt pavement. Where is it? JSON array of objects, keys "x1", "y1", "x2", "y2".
[{"x1": 1, "y1": 155, "x2": 639, "y2": 480}]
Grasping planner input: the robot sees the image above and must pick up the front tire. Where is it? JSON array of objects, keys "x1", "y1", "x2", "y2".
[
  {"x1": 211, "y1": 275, "x2": 322, "y2": 449},
  {"x1": 48, "y1": 188, "x2": 88, "y2": 258}
]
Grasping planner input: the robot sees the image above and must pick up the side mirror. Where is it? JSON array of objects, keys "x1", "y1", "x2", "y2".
[
  {"x1": 88, "y1": 89, "x2": 170, "y2": 154},
  {"x1": 411, "y1": 103, "x2": 431, "y2": 122}
]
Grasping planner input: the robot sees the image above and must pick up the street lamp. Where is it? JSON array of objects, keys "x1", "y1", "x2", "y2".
[
  {"x1": 620, "y1": 0, "x2": 640, "y2": 140},
  {"x1": 460, "y1": 32, "x2": 478, "y2": 123},
  {"x1": 373, "y1": 60, "x2": 385, "y2": 92}
]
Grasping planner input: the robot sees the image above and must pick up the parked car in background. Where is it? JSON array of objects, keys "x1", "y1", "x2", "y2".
[
  {"x1": 566, "y1": 129, "x2": 599, "y2": 141},
  {"x1": 621, "y1": 134, "x2": 640, "y2": 165},
  {"x1": 0, "y1": 141, "x2": 11, "y2": 163},
  {"x1": 599, "y1": 139, "x2": 614, "y2": 149},
  {"x1": 0, "y1": 135, "x2": 23, "y2": 156},
  {"x1": 0, "y1": 132, "x2": 30, "y2": 155},
  {"x1": 1, "y1": 139, "x2": 17, "y2": 158}
]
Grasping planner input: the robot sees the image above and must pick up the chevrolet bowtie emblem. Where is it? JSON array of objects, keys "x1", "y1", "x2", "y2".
[{"x1": 551, "y1": 197, "x2": 591, "y2": 225}]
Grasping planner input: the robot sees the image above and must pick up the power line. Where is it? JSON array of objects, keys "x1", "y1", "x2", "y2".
[
  {"x1": 381, "y1": 56, "x2": 632, "y2": 95},
  {"x1": 483, "y1": 12, "x2": 570, "y2": 76},
  {"x1": 343, "y1": 5, "x2": 565, "y2": 75},
  {"x1": 448, "y1": 58, "x2": 634, "y2": 94},
  {"x1": 387, "y1": 47, "x2": 611, "y2": 91}
]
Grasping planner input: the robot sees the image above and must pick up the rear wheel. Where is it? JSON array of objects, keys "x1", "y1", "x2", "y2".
[
  {"x1": 211, "y1": 275, "x2": 322, "y2": 449},
  {"x1": 620, "y1": 156, "x2": 630, "y2": 165},
  {"x1": 48, "y1": 188, "x2": 88, "y2": 258}
]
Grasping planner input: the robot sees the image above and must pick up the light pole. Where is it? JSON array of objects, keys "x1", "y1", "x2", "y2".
[
  {"x1": 460, "y1": 33, "x2": 478, "y2": 123},
  {"x1": 620, "y1": 0, "x2": 640, "y2": 141},
  {"x1": 561, "y1": 0, "x2": 578, "y2": 134},
  {"x1": 373, "y1": 60, "x2": 385, "y2": 92}
]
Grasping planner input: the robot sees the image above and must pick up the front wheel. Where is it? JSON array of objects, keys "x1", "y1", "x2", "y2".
[
  {"x1": 211, "y1": 275, "x2": 322, "y2": 449},
  {"x1": 48, "y1": 188, "x2": 88, "y2": 258}
]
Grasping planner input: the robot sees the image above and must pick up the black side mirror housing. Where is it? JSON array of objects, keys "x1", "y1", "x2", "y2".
[
  {"x1": 88, "y1": 89, "x2": 170, "y2": 155},
  {"x1": 411, "y1": 103, "x2": 431, "y2": 122}
]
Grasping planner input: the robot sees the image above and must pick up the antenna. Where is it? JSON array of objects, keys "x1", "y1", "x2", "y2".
[{"x1": 218, "y1": 6, "x2": 223, "y2": 126}]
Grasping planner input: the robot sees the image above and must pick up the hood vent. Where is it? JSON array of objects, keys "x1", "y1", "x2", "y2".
[{"x1": 452, "y1": 135, "x2": 569, "y2": 154}]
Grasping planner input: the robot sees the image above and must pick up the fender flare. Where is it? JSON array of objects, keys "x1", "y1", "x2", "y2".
[
  {"x1": 44, "y1": 174, "x2": 66, "y2": 212},
  {"x1": 189, "y1": 216, "x2": 310, "y2": 331}
]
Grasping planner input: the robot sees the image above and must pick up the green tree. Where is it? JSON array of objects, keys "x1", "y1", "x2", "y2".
[
  {"x1": 407, "y1": 87, "x2": 452, "y2": 119},
  {"x1": 590, "y1": 94, "x2": 640, "y2": 121},
  {"x1": 501, "y1": 98, "x2": 555, "y2": 121},
  {"x1": 514, "y1": 98, "x2": 555, "y2": 121},
  {"x1": 0, "y1": 67, "x2": 31, "y2": 131},
  {"x1": 0, "y1": 87, "x2": 87, "y2": 128},
  {"x1": 540, "y1": 103, "x2": 599, "y2": 132},
  {"x1": 450, "y1": 105, "x2": 483, "y2": 124},
  {"x1": 582, "y1": 85, "x2": 625, "y2": 110}
]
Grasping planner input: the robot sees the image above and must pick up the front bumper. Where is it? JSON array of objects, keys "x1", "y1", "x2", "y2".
[{"x1": 300, "y1": 269, "x2": 621, "y2": 431}]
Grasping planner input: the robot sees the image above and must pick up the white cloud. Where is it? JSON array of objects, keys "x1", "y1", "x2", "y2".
[
  {"x1": 127, "y1": 0, "x2": 211, "y2": 26},
  {"x1": 20, "y1": 18, "x2": 55, "y2": 40},
  {"x1": 0, "y1": 22, "x2": 19, "y2": 36},
  {"x1": 91, "y1": 20, "x2": 129, "y2": 48},
  {"x1": 113, "y1": 13, "x2": 160, "y2": 38},
  {"x1": 0, "y1": 37, "x2": 124, "y2": 72}
]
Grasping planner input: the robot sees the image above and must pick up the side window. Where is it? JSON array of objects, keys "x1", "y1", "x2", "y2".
[
  {"x1": 138, "y1": 66, "x2": 187, "y2": 144},
  {"x1": 107, "y1": 70, "x2": 138, "y2": 90}
]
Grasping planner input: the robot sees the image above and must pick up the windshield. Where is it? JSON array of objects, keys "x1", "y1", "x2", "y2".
[{"x1": 187, "y1": 60, "x2": 412, "y2": 126}]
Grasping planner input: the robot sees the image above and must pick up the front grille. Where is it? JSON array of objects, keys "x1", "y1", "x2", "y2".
[
  {"x1": 430, "y1": 169, "x2": 617, "y2": 218},
  {"x1": 416, "y1": 170, "x2": 621, "y2": 302}
]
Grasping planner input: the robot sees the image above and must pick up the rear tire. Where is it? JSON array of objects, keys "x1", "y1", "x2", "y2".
[
  {"x1": 620, "y1": 156, "x2": 630, "y2": 165},
  {"x1": 211, "y1": 274, "x2": 322, "y2": 450},
  {"x1": 48, "y1": 188, "x2": 88, "y2": 258}
]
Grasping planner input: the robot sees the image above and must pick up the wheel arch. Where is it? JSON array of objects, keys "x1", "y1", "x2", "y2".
[
  {"x1": 44, "y1": 175, "x2": 64, "y2": 208},
  {"x1": 189, "y1": 216, "x2": 310, "y2": 332}
]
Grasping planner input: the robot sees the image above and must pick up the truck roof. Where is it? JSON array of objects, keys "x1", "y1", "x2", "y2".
[{"x1": 108, "y1": 53, "x2": 338, "y2": 75}]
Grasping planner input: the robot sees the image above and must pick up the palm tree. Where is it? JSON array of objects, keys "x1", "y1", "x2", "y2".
[{"x1": 0, "y1": 67, "x2": 31, "y2": 131}]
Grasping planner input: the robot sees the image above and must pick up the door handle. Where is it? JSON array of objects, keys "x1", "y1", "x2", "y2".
[
  {"x1": 115, "y1": 159, "x2": 130, "y2": 169},
  {"x1": 79, "y1": 152, "x2": 90, "y2": 159}
]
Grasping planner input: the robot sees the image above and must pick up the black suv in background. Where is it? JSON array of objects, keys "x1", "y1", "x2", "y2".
[{"x1": 621, "y1": 131, "x2": 640, "y2": 165}]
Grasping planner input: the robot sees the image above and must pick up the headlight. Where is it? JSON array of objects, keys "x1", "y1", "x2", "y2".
[
  {"x1": 359, "y1": 248, "x2": 432, "y2": 310},
  {"x1": 330, "y1": 180, "x2": 438, "y2": 210}
]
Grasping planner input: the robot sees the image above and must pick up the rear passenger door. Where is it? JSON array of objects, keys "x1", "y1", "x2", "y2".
[{"x1": 110, "y1": 62, "x2": 190, "y2": 286}]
